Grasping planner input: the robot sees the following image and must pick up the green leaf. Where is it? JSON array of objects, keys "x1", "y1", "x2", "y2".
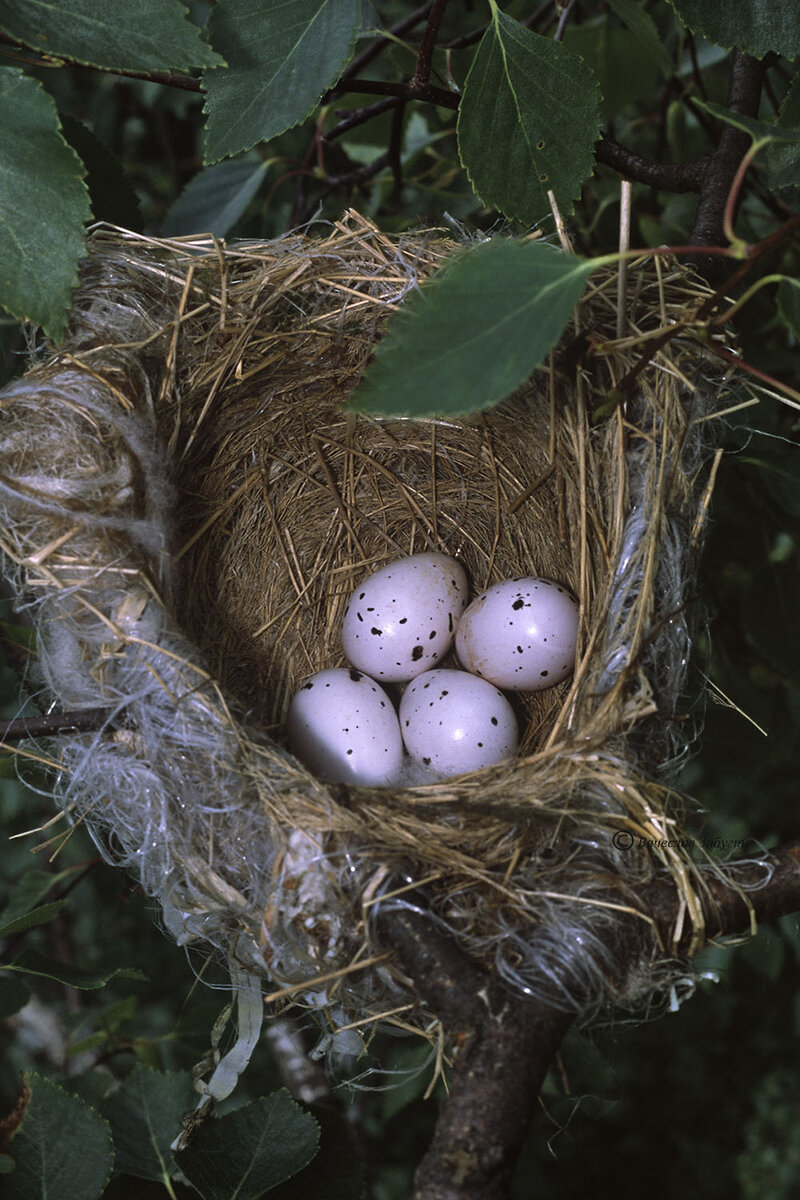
[
  {"x1": 692, "y1": 98, "x2": 800, "y2": 146},
  {"x1": 0, "y1": 618, "x2": 36, "y2": 650},
  {"x1": 457, "y1": 3, "x2": 602, "y2": 224},
  {"x1": 0, "y1": 0, "x2": 223, "y2": 71},
  {"x1": 348, "y1": 239, "x2": 597, "y2": 418},
  {"x1": 606, "y1": 0, "x2": 673, "y2": 77},
  {"x1": 101, "y1": 1065, "x2": 194, "y2": 1183},
  {"x1": 0, "y1": 756, "x2": 17, "y2": 778},
  {"x1": 3, "y1": 1072, "x2": 114, "y2": 1200},
  {"x1": 1, "y1": 867, "x2": 74, "y2": 925},
  {"x1": 163, "y1": 158, "x2": 269, "y2": 237},
  {"x1": 0, "y1": 68, "x2": 91, "y2": 339},
  {"x1": 268, "y1": 1110, "x2": 363, "y2": 1200},
  {"x1": 740, "y1": 925, "x2": 787, "y2": 981},
  {"x1": 3, "y1": 952, "x2": 145, "y2": 990},
  {"x1": 562, "y1": 21, "x2": 663, "y2": 125},
  {"x1": 0, "y1": 900, "x2": 66, "y2": 938},
  {"x1": 777, "y1": 276, "x2": 800, "y2": 338},
  {"x1": 203, "y1": 0, "x2": 361, "y2": 164},
  {"x1": 60, "y1": 116, "x2": 142, "y2": 232},
  {"x1": 0, "y1": 975, "x2": 30, "y2": 1018},
  {"x1": 743, "y1": 562, "x2": 800, "y2": 677},
  {"x1": 667, "y1": 0, "x2": 800, "y2": 59},
  {"x1": 766, "y1": 75, "x2": 800, "y2": 192},
  {"x1": 175, "y1": 1090, "x2": 319, "y2": 1200}
]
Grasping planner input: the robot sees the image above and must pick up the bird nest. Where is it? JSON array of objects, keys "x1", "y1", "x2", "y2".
[{"x1": 0, "y1": 211, "x2": 740, "y2": 1064}]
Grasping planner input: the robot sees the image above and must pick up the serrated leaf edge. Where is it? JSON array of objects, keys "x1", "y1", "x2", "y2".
[
  {"x1": 456, "y1": 6, "x2": 602, "y2": 225},
  {"x1": 201, "y1": 0, "x2": 361, "y2": 164},
  {"x1": 0, "y1": 68, "x2": 91, "y2": 338},
  {"x1": 0, "y1": 1, "x2": 224, "y2": 73},
  {"x1": 11, "y1": 1072, "x2": 115, "y2": 1196}
]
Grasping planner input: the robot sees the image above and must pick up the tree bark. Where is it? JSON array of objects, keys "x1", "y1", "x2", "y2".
[{"x1": 375, "y1": 841, "x2": 800, "y2": 1200}]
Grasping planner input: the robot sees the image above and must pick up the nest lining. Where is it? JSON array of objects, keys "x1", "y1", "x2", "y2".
[{"x1": 0, "y1": 212, "x2": 752, "y2": 1051}]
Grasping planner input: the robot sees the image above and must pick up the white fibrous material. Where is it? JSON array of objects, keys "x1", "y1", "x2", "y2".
[{"x1": 0, "y1": 286, "x2": 403, "y2": 1035}]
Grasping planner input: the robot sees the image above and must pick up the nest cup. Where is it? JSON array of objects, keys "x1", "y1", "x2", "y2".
[{"x1": 0, "y1": 213, "x2": 738, "y2": 1059}]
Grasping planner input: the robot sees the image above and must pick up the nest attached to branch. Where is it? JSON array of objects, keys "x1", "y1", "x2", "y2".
[{"x1": 0, "y1": 211, "x2": 741, "y2": 1059}]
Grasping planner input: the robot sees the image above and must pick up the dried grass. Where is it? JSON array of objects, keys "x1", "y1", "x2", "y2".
[{"x1": 0, "y1": 211, "x2": 743, "y2": 1051}]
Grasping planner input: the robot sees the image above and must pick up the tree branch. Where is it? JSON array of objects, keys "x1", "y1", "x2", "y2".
[
  {"x1": 596, "y1": 136, "x2": 708, "y2": 192},
  {"x1": 325, "y1": 77, "x2": 459, "y2": 110},
  {"x1": 375, "y1": 841, "x2": 800, "y2": 1200},
  {"x1": 0, "y1": 708, "x2": 116, "y2": 742},
  {"x1": 338, "y1": 3, "x2": 434, "y2": 86},
  {"x1": 375, "y1": 902, "x2": 573, "y2": 1200},
  {"x1": 689, "y1": 50, "x2": 768, "y2": 276},
  {"x1": 413, "y1": 0, "x2": 451, "y2": 87},
  {"x1": 324, "y1": 97, "x2": 402, "y2": 142}
]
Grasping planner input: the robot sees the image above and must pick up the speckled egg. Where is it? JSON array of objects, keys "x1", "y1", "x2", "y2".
[
  {"x1": 455, "y1": 577, "x2": 579, "y2": 691},
  {"x1": 399, "y1": 668, "x2": 518, "y2": 777},
  {"x1": 287, "y1": 668, "x2": 404, "y2": 786},
  {"x1": 341, "y1": 552, "x2": 469, "y2": 683}
]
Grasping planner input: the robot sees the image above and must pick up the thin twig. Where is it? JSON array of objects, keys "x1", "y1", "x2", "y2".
[
  {"x1": 0, "y1": 708, "x2": 116, "y2": 742},
  {"x1": 616, "y1": 180, "x2": 632, "y2": 339},
  {"x1": 553, "y1": 0, "x2": 577, "y2": 42},
  {"x1": 689, "y1": 51, "x2": 768, "y2": 276},
  {"x1": 596, "y1": 136, "x2": 708, "y2": 192},
  {"x1": 388, "y1": 100, "x2": 407, "y2": 199},
  {"x1": 413, "y1": 0, "x2": 450, "y2": 86},
  {"x1": 324, "y1": 97, "x2": 402, "y2": 142},
  {"x1": 338, "y1": 3, "x2": 434, "y2": 85},
  {"x1": 329, "y1": 77, "x2": 459, "y2": 109}
]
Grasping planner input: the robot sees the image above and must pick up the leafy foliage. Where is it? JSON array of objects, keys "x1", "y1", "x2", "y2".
[
  {"x1": 100, "y1": 1065, "x2": 194, "y2": 1183},
  {"x1": 163, "y1": 158, "x2": 270, "y2": 237},
  {"x1": 0, "y1": 68, "x2": 90, "y2": 338},
  {"x1": 0, "y1": 0, "x2": 223, "y2": 71},
  {"x1": 0, "y1": 2, "x2": 798, "y2": 1198},
  {"x1": 2, "y1": 954, "x2": 146, "y2": 990},
  {"x1": 766, "y1": 75, "x2": 800, "y2": 191},
  {"x1": 202, "y1": 0, "x2": 362, "y2": 163},
  {"x1": 175, "y1": 1091, "x2": 320, "y2": 1200},
  {"x1": 693, "y1": 97, "x2": 800, "y2": 146},
  {"x1": 667, "y1": 0, "x2": 800, "y2": 60},
  {"x1": 3, "y1": 1072, "x2": 114, "y2": 1200},
  {"x1": 349, "y1": 238, "x2": 597, "y2": 417},
  {"x1": 458, "y1": 3, "x2": 602, "y2": 224}
]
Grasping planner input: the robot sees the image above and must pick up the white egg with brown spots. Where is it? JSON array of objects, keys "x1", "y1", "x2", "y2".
[
  {"x1": 399, "y1": 668, "x2": 518, "y2": 777},
  {"x1": 341, "y1": 552, "x2": 469, "y2": 683},
  {"x1": 287, "y1": 668, "x2": 404, "y2": 786},
  {"x1": 455, "y1": 577, "x2": 578, "y2": 691}
]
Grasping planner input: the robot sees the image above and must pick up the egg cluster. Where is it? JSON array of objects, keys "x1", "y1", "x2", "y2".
[{"x1": 287, "y1": 552, "x2": 579, "y2": 786}]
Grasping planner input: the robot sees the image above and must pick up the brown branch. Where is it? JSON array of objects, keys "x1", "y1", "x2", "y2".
[
  {"x1": 375, "y1": 841, "x2": 800, "y2": 1200},
  {"x1": 324, "y1": 97, "x2": 402, "y2": 142},
  {"x1": 0, "y1": 708, "x2": 115, "y2": 742},
  {"x1": 413, "y1": 0, "x2": 451, "y2": 87},
  {"x1": 596, "y1": 136, "x2": 708, "y2": 192},
  {"x1": 338, "y1": 3, "x2": 434, "y2": 85},
  {"x1": 325, "y1": 77, "x2": 459, "y2": 110},
  {"x1": 375, "y1": 902, "x2": 573, "y2": 1200},
  {"x1": 388, "y1": 100, "x2": 407, "y2": 199},
  {"x1": 689, "y1": 50, "x2": 768, "y2": 276}
]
